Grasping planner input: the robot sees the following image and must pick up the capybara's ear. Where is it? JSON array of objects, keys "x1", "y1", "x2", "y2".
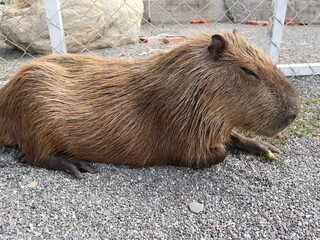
[{"x1": 208, "y1": 34, "x2": 226, "y2": 61}]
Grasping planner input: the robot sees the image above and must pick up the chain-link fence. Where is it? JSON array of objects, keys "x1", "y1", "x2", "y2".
[
  {"x1": 0, "y1": 0, "x2": 319, "y2": 85},
  {"x1": 0, "y1": 1, "x2": 319, "y2": 237}
]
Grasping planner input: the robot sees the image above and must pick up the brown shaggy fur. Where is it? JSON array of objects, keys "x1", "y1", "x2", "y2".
[{"x1": 0, "y1": 31, "x2": 300, "y2": 170}]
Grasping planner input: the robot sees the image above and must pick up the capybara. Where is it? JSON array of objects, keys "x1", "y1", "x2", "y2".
[{"x1": 0, "y1": 31, "x2": 300, "y2": 178}]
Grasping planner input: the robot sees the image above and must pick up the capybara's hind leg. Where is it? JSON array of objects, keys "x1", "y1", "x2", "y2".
[
  {"x1": 193, "y1": 146, "x2": 227, "y2": 168},
  {"x1": 229, "y1": 131, "x2": 281, "y2": 155},
  {"x1": 38, "y1": 155, "x2": 96, "y2": 179},
  {"x1": 17, "y1": 151, "x2": 96, "y2": 179}
]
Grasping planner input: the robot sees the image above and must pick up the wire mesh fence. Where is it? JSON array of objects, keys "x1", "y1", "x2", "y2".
[{"x1": 0, "y1": 0, "x2": 319, "y2": 87}]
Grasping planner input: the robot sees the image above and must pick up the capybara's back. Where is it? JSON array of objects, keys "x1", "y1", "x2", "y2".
[
  {"x1": 0, "y1": 31, "x2": 300, "y2": 178},
  {"x1": 0, "y1": 56, "x2": 163, "y2": 165}
]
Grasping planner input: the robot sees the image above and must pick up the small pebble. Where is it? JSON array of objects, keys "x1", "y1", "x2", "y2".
[
  {"x1": 26, "y1": 182, "x2": 37, "y2": 188},
  {"x1": 29, "y1": 223, "x2": 34, "y2": 230},
  {"x1": 188, "y1": 201, "x2": 204, "y2": 214},
  {"x1": 244, "y1": 233, "x2": 251, "y2": 239}
]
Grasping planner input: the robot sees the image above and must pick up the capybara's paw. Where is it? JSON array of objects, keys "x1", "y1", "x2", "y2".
[
  {"x1": 36, "y1": 155, "x2": 96, "y2": 179},
  {"x1": 16, "y1": 150, "x2": 27, "y2": 163},
  {"x1": 247, "y1": 139, "x2": 282, "y2": 155},
  {"x1": 66, "y1": 157, "x2": 97, "y2": 179}
]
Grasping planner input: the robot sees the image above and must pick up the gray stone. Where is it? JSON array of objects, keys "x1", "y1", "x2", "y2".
[
  {"x1": 225, "y1": 0, "x2": 255, "y2": 23},
  {"x1": 188, "y1": 201, "x2": 204, "y2": 214},
  {"x1": 142, "y1": 0, "x2": 228, "y2": 24},
  {"x1": 224, "y1": 0, "x2": 320, "y2": 24}
]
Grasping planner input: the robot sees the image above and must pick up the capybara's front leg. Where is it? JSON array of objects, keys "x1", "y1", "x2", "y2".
[
  {"x1": 16, "y1": 151, "x2": 96, "y2": 179},
  {"x1": 229, "y1": 131, "x2": 281, "y2": 155}
]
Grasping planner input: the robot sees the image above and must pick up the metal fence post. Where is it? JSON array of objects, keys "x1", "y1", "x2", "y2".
[
  {"x1": 268, "y1": 0, "x2": 288, "y2": 64},
  {"x1": 43, "y1": 0, "x2": 67, "y2": 54}
]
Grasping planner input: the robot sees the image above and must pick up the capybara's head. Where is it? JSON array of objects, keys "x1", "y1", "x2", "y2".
[
  {"x1": 167, "y1": 31, "x2": 301, "y2": 137},
  {"x1": 205, "y1": 31, "x2": 300, "y2": 137}
]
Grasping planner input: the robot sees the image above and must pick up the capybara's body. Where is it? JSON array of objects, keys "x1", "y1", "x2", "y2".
[{"x1": 0, "y1": 31, "x2": 300, "y2": 177}]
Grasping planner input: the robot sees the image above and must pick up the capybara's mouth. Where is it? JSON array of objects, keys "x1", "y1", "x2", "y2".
[
  {"x1": 261, "y1": 102, "x2": 300, "y2": 138},
  {"x1": 259, "y1": 119, "x2": 296, "y2": 138}
]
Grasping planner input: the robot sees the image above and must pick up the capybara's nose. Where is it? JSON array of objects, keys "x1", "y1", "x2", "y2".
[{"x1": 286, "y1": 113, "x2": 298, "y2": 125}]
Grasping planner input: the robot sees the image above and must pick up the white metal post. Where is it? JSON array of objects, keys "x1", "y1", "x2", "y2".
[
  {"x1": 269, "y1": 0, "x2": 320, "y2": 77},
  {"x1": 43, "y1": 0, "x2": 67, "y2": 54},
  {"x1": 268, "y1": 0, "x2": 288, "y2": 64}
]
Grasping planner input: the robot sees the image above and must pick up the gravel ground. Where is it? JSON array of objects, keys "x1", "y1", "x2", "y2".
[{"x1": 0, "y1": 23, "x2": 319, "y2": 239}]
